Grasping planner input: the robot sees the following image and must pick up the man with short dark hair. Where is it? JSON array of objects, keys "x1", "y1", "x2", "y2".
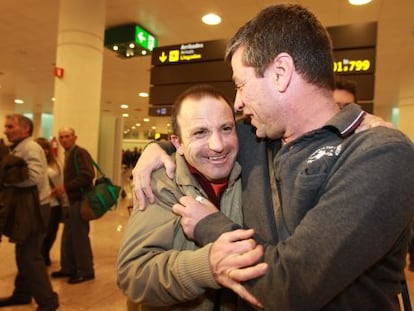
[
  {"x1": 334, "y1": 79, "x2": 358, "y2": 109},
  {"x1": 117, "y1": 85, "x2": 242, "y2": 310},
  {"x1": 0, "y1": 114, "x2": 59, "y2": 311}
]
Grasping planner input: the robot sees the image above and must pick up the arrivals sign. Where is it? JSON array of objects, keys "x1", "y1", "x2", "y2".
[{"x1": 151, "y1": 40, "x2": 228, "y2": 66}]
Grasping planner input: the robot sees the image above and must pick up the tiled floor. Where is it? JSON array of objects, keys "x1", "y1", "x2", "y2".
[
  {"x1": 1, "y1": 181, "x2": 414, "y2": 310},
  {"x1": 0, "y1": 183, "x2": 132, "y2": 311}
]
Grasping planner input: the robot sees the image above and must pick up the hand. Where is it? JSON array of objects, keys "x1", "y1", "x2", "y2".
[
  {"x1": 356, "y1": 113, "x2": 393, "y2": 133},
  {"x1": 172, "y1": 195, "x2": 219, "y2": 240},
  {"x1": 209, "y1": 229, "x2": 268, "y2": 309},
  {"x1": 131, "y1": 142, "x2": 176, "y2": 210},
  {"x1": 52, "y1": 184, "x2": 65, "y2": 197}
]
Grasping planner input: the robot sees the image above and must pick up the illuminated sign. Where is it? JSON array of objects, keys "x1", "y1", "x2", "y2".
[
  {"x1": 151, "y1": 40, "x2": 227, "y2": 66},
  {"x1": 135, "y1": 25, "x2": 157, "y2": 52},
  {"x1": 104, "y1": 24, "x2": 157, "y2": 58},
  {"x1": 333, "y1": 48, "x2": 375, "y2": 74},
  {"x1": 334, "y1": 59, "x2": 371, "y2": 73},
  {"x1": 148, "y1": 106, "x2": 172, "y2": 116}
]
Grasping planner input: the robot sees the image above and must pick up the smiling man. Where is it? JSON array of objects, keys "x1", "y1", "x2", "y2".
[{"x1": 117, "y1": 84, "x2": 242, "y2": 311}]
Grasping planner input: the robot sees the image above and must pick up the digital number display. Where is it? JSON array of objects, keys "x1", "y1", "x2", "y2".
[{"x1": 333, "y1": 59, "x2": 371, "y2": 73}]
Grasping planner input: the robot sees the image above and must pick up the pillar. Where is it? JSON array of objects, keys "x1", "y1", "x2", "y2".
[{"x1": 52, "y1": 0, "x2": 106, "y2": 160}]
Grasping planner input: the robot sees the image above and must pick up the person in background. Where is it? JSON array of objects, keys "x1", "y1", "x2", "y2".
[
  {"x1": 0, "y1": 114, "x2": 59, "y2": 310},
  {"x1": 51, "y1": 127, "x2": 95, "y2": 284},
  {"x1": 334, "y1": 79, "x2": 357, "y2": 109},
  {"x1": 117, "y1": 85, "x2": 242, "y2": 310},
  {"x1": 35, "y1": 137, "x2": 67, "y2": 266},
  {"x1": 132, "y1": 4, "x2": 414, "y2": 310}
]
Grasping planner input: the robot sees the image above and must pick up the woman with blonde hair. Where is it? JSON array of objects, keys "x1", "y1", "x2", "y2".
[{"x1": 35, "y1": 137, "x2": 67, "y2": 266}]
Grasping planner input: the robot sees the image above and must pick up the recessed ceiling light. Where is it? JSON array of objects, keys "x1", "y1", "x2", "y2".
[
  {"x1": 14, "y1": 99, "x2": 24, "y2": 104},
  {"x1": 51, "y1": 97, "x2": 55, "y2": 102},
  {"x1": 143, "y1": 118, "x2": 150, "y2": 122},
  {"x1": 120, "y1": 104, "x2": 128, "y2": 109},
  {"x1": 202, "y1": 13, "x2": 221, "y2": 25},
  {"x1": 348, "y1": 0, "x2": 372, "y2": 5},
  {"x1": 113, "y1": 45, "x2": 119, "y2": 51},
  {"x1": 122, "y1": 113, "x2": 129, "y2": 117},
  {"x1": 139, "y1": 92, "x2": 148, "y2": 97}
]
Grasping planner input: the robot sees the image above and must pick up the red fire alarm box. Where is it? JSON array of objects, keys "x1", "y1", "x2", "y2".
[{"x1": 54, "y1": 66, "x2": 64, "y2": 78}]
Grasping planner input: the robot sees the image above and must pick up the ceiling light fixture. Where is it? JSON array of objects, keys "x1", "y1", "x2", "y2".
[
  {"x1": 120, "y1": 104, "x2": 128, "y2": 109},
  {"x1": 138, "y1": 92, "x2": 148, "y2": 97},
  {"x1": 122, "y1": 113, "x2": 129, "y2": 117},
  {"x1": 14, "y1": 99, "x2": 24, "y2": 104},
  {"x1": 202, "y1": 13, "x2": 222, "y2": 25},
  {"x1": 348, "y1": 0, "x2": 372, "y2": 5}
]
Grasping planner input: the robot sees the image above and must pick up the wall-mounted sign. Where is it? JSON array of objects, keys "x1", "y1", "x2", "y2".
[
  {"x1": 151, "y1": 40, "x2": 227, "y2": 66},
  {"x1": 333, "y1": 48, "x2": 375, "y2": 74}
]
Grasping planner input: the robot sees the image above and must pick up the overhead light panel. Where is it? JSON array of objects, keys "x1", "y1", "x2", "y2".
[
  {"x1": 202, "y1": 13, "x2": 222, "y2": 25},
  {"x1": 348, "y1": 0, "x2": 372, "y2": 5}
]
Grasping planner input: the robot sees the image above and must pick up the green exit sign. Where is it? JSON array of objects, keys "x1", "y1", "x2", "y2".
[{"x1": 135, "y1": 25, "x2": 157, "y2": 52}]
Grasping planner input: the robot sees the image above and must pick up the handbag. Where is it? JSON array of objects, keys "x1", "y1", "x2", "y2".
[{"x1": 74, "y1": 150, "x2": 121, "y2": 221}]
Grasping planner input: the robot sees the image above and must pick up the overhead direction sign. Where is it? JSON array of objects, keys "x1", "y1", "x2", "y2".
[
  {"x1": 135, "y1": 25, "x2": 157, "y2": 51},
  {"x1": 151, "y1": 39, "x2": 228, "y2": 66}
]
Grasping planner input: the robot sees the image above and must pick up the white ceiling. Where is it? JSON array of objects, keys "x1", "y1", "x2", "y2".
[{"x1": 0, "y1": 0, "x2": 413, "y2": 137}]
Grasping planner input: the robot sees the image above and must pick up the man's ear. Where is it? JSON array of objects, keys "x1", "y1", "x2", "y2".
[
  {"x1": 170, "y1": 135, "x2": 184, "y2": 155},
  {"x1": 271, "y1": 52, "x2": 294, "y2": 92}
]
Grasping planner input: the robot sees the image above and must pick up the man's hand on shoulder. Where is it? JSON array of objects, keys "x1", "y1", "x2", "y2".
[
  {"x1": 132, "y1": 142, "x2": 176, "y2": 210},
  {"x1": 357, "y1": 113, "x2": 393, "y2": 133}
]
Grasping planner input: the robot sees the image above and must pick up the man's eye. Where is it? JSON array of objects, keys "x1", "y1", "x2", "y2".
[{"x1": 193, "y1": 130, "x2": 207, "y2": 137}]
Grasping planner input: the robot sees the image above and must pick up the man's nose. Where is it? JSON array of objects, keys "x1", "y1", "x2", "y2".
[
  {"x1": 208, "y1": 132, "x2": 224, "y2": 152},
  {"x1": 234, "y1": 91, "x2": 244, "y2": 112}
]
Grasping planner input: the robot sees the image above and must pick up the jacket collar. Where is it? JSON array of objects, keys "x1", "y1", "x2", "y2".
[{"x1": 323, "y1": 103, "x2": 366, "y2": 137}]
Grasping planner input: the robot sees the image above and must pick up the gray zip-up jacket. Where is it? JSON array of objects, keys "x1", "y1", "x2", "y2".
[{"x1": 195, "y1": 104, "x2": 414, "y2": 310}]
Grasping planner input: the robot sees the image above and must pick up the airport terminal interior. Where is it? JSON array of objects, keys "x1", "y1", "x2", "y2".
[{"x1": 1, "y1": 0, "x2": 414, "y2": 310}]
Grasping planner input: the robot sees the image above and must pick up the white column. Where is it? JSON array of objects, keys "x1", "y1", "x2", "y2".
[{"x1": 52, "y1": 0, "x2": 106, "y2": 159}]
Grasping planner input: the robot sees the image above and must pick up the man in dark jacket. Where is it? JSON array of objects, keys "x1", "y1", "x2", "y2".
[
  {"x1": 132, "y1": 4, "x2": 414, "y2": 311},
  {"x1": 51, "y1": 127, "x2": 95, "y2": 284},
  {"x1": 0, "y1": 114, "x2": 59, "y2": 310}
]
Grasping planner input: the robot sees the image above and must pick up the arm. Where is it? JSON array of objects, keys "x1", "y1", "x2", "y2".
[
  {"x1": 65, "y1": 147, "x2": 94, "y2": 193},
  {"x1": 200, "y1": 129, "x2": 414, "y2": 310},
  {"x1": 10, "y1": 141, "x2": 45, "y2": 187},
  {"x1": 132, "y1": 142, "x2": 176, "y2": 209}
]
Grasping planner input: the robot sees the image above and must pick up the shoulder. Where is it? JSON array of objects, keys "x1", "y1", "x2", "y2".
[
  {"x1": 342, "y1": 127, "x2": 414, "y2": 163},
  {"x1": 351, "y1": 127, "x2": 413, "y2": 148},
  {"x1": 150, "y1": 153, "x2": 190, "y2": 207}
]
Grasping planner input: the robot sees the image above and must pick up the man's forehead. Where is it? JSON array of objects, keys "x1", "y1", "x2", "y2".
[{"x1": 59, "y1": 131, "x2": 73, "y2": 137}]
